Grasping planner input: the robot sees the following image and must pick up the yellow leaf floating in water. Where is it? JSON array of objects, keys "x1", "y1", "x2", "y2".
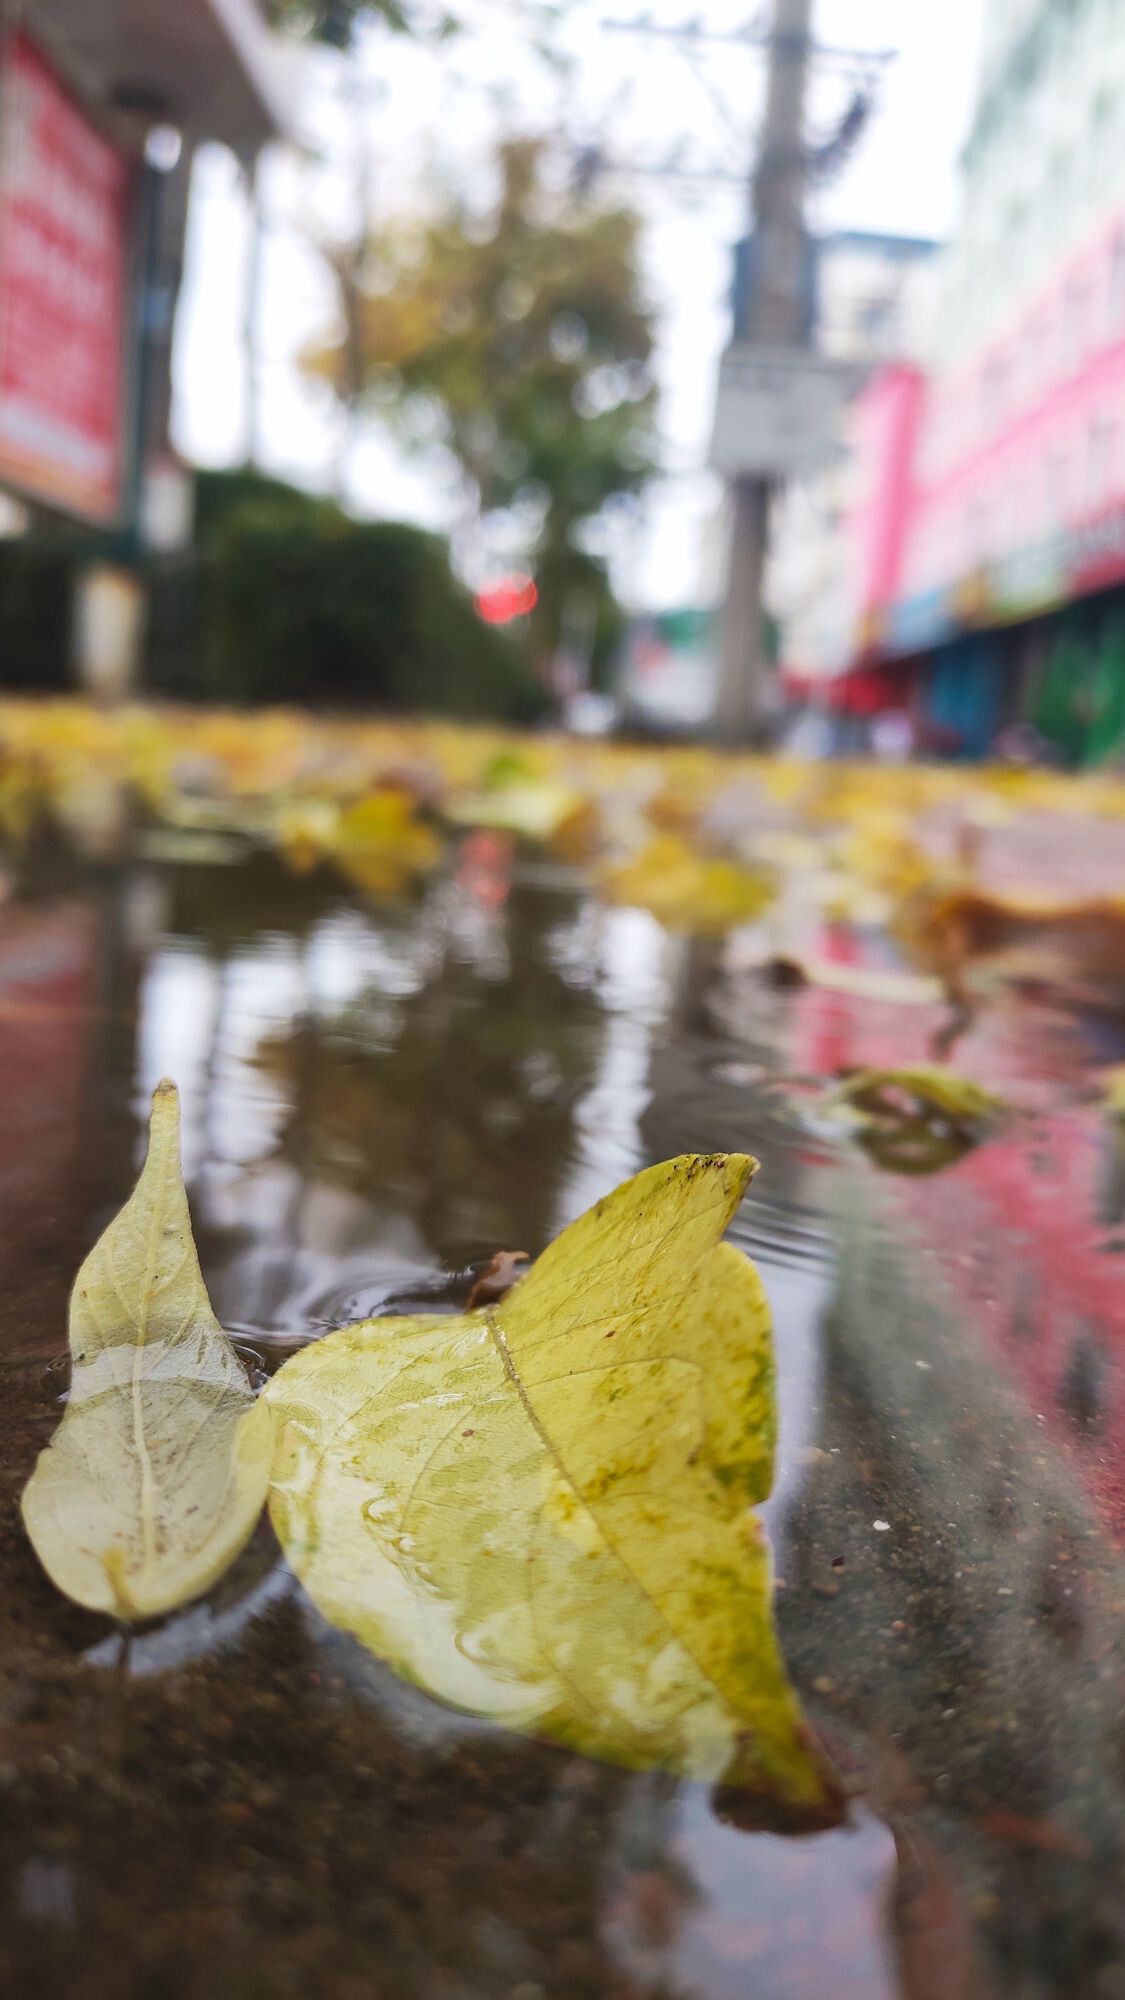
[
  {"x1": 21, "y1": 1081, "x2": 272, "y2": 1620},
  {"x1": 447, "y1": 777, "x2": 592, "y2": 846},
  {"x1": 264, "y1": 1153, "x2": 841, "y2": 1821},
  {"x1": 332, "y1": 791, "x2": 443, "y2": 896},
  {"x1": 826, "y1": 1065, "x2": 1008, "y2": 1175},
  {"x1": 272, "y1": 799, "x2": 341, "y2": 876},
  {"x1": 600, "y1": 834, "x2": 775, "y2": 935},
  {"x1": 759, "y1": 956, "x2": 943, "y2": 1006},
  {"x1": 831, "y1": 1065, "x2": 1007, "y2": 1128},
  {"x1": 273, "y1": 790, "x2": 442, "y2": 896},
  {"x1": 896, "y1": 886, "x2": 1125, "y2": 1005},
  {"x1": 1102, "y1": 1065, "x2": 1125, "y2": 1121}
]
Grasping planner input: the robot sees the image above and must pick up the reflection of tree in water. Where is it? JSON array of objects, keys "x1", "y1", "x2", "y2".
[
  {"x1": 639, "y1": 959, "x2": 826, "y2": 1275},
  {"x1": 80, "y1": 851, "x2": 336, "y2": 1204},
  {"x1": 68, "y1": 852, "x2": 608, "y2": 1314},
  {"x1": 253, "y1": 876, "x2": 608, "y2": 1266}
]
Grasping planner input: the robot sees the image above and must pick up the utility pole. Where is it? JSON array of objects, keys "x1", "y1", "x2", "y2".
[
  {"x1": 714, "y1": 0, "x2": 813, "y2": 742},
  {"x1": 243, "y1": 151, "x2": 267, "y2": 469},
  {"x1": 332, "y1": 50, "x2": 380, "y2": 508}
]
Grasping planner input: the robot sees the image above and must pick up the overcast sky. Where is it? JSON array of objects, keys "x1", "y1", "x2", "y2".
[{"x1": 173, "y1": 0, "x2": 984, "y2": 608}]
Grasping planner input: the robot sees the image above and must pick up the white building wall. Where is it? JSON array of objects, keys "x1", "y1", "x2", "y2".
[
  {"x1": 932, "y1": 0, "x2": 1125, "y2": 371},
  {"x1": 767, "y1": 237, "x2": 939, "y2": 677}
]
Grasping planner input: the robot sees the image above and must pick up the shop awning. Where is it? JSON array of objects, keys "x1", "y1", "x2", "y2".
[
  {"x1": 781, "y1": 663, "x2": 905, "y2": 715},
  {"x1": 18, "y1": 0, "x2": 296, "y2": 153}
]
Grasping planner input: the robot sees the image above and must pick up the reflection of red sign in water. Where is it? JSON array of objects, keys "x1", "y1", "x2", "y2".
[
  {"x1": 0, "y1": 31, "x2": 131, "y2": 522},
  {"x1": 789, "y1": 945, "x2": 1125, "y2": 1542}
]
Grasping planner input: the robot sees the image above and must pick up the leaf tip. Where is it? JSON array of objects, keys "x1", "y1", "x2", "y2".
[
  {"x1": 689, "y1": 1150, "x2": 759, "y2": 1202},
  {"x1": 149, "y1": 1077, "x2": 182, "y2": 1142}
]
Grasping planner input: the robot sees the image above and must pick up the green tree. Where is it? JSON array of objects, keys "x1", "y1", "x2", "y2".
[
  {"x1": 263, "y1": 1, "x2": 423, "y2": 44},
  {"x1": 305, "y1": 137, "x2": 657, "y2": 677}
]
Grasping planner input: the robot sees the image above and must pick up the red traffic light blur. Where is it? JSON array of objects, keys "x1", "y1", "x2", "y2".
[{"x1": 473, "y1": 574, "x2": 538, "y2": 625}]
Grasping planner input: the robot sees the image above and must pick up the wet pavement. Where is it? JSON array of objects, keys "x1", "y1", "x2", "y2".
[{"x1": 1, "y1": 828, "x2": 1125, "y2": 1999}]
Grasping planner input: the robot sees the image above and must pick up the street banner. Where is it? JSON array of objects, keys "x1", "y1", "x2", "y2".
[{"x1": 0, "y1": 31, "x2": 131, "y2": 522}]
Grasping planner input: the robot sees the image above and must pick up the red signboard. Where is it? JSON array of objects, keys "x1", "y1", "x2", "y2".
[{"x1": 0, "y1": 31, "x2": 131, "y2": 522}]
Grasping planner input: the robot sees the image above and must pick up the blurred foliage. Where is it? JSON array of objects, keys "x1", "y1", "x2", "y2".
[
  {"x1": 145, "y1": 468, "x2": 548, "y2": 722},
  {"x1": 203, "y1": 485, "x2": 547, "y2": 720},
  {"x1": 0, "y1": 470, "x2": 547, "y2": 723},
  {"x1": 264, "y1": 0, "x2": 421, "y2": 44},
  {"x1": 0, "y1": 538, "x2": 73, "y2": 691},
  {"x1": 304, "y1": 136, "x2": 657, "y2": 671},
  {"x1": 1034, "y1": 609, "x2": 1125, "y2": 767},
  {"x1": 193, "y1": 465, "x2": 322, "y2": 544},
  {"x1": 262, "y1": 0, "x2": 558, "y2": 49}
]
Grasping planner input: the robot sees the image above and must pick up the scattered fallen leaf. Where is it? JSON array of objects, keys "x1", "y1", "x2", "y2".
[
  {"x1": 898, "y1": 887, "x2": 1125, "y2": 1011},
  {"x1": 136, "y1": 829, "x2": 248, "y2": 867},
  {"x1": 827, "y1": 1065, "x2": 1007, "y2": 1175},
  {"x1": 333, "y1": 791, "x2": 443, "y2": 896},
  {"x1": 832, "y1": 1065, "x2": 1007, "y2": 1128},
  {"x1": 600, "y1": 835, "x2": 775, "y2": 935},
  {"x1": 263, "y1": 1153, "x2": 841, "y2": 1820},
  {"x1": 273, "y1": 790, "x2": 442, "y2": 896},
  {"x1": 465, "y1": 1248, "x2": 530, "y2": 1309},
  {"x1": 21, "y1": 1081, "x2": 272, "y2": 1619},
  {"x1": 1102, "y1": 1066, "x2": 1125, "y2": 1121},
  {"x1": 833, "y1": 816, "x2": 936, "y2": 904},
  {"x1": 272, "y1": 799, "x2": 340, "y2": 875},
  {"x1": 828, "y1": 1064, "x2": 1000, "y2": 1128},
  {"x1": 759, "y1": 956, "x2": 943, "y2": 1005},
  {"x1": 447, "y1": 777, "x2": 591, "y2": 845}
]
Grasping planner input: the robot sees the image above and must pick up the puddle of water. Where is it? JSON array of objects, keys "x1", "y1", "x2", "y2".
[{"x1": 1, "y1": 841, "x2": 1124, "y2": 1998}]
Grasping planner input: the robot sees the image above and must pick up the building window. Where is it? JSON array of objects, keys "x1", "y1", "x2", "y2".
[
  {"x1": 1043, "y1": 450, "x2": 1066, "y2": 530},
  {"x1": 1011, "y1": 459, "x2": 1034, "y2": 545},
  {"x1": 1014, "y1": 317, "x2": 1038, "y2": 407},
  {"x1": 1062, "y1": 280, "x2": 1089, "y2": 369},
  {"x1": 855, "y1": 294, "x2": 897, "y2": 353},
  {"x1": 1032, "y1": 304, "x2": 1048, "y2": 394},
  {"x1": 981, "y1": 353, "x2": 1008, "y2": 429},
  {"x1": 1087, "y1": 416, "x2": 1115, "y2": 510},
  {"x1": 1107, "y1": 229, "x2": 1125, "y2": 330},
  {"x1": 963, "y1": 499, "x2": 987, "y2": 572}
]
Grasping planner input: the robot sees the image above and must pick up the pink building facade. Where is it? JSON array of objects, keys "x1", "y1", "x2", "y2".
[
  {"x1": 846, "y1": 365, "x2": 927, "y2": 655},
  {"x1": 854, "y1": 212, "x2": 1125, "y2": 661},
  {"x1": 834, "y1": 1, "x2": 1125, "y2": 761}
]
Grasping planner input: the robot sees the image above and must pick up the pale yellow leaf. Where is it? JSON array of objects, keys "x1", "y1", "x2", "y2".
[
  {"x1": 22, "y1": 1081, "x2": 272, "y2": 1619},
  {"x1": 831, "y1": 1064, "x2": 1007, "y2": 1129},
  {"x1": 600, "y1": 835, "x2": 776, "y2": 934},
  {"x1": 447, "y1": 778, "x2": 589, "y2": 843},
  {"x1": 1103, "y1": 1065, "x2": 1125, "y2": 1121},
  {"x1": 264, "y1": 1154, "x2": 840, "y2": 1819}
]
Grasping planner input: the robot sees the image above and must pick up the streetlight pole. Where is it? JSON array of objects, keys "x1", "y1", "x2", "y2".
[{"x1": 713, "y1": 0, "x2": 814, "y2": 742}]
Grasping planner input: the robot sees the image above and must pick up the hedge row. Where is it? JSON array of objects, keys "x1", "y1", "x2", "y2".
[{"x1": 0, "y1": 471, "x2": 548, "y2": 724}]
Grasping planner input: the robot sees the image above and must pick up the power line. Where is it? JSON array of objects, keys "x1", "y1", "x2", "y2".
[
  {"x1": 601, "y1": 13, "x2": 896, "y2": 74},
  {"x1": 592, "y1": 10, "x2": 894, "y2": 195}
]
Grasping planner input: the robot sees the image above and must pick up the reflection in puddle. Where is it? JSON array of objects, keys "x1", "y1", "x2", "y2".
[
  {"x1": 652, "y1": 1794, "x2": 898, "y2": 2000},
  {"x1": 1, "y1": 846, "x2": 1125, "y2": 1998}
]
